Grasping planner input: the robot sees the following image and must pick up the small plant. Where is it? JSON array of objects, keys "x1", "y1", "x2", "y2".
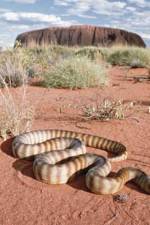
[
  {"x1": 83, "y1": 98, "x2": 127, "y2": 121},
  {"x1": 42, "y1": 56, "x2": 108, "y2": 89}
]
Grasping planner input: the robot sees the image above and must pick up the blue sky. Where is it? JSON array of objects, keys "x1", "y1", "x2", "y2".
[{"x1": 0, "y1": 0, "x2": 150, "y2": 47}]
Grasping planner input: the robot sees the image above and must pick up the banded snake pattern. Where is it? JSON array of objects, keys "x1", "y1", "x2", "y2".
[{"x1": 12, "y1": 129, "x2": 150, "y2": 194}]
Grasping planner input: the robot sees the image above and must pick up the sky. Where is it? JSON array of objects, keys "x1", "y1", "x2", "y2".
[{"x1": 0, "y1": 0, "x2": 150, "y2": 47}]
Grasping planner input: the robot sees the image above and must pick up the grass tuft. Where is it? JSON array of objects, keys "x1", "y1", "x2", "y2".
[
  {"x1": 0, "y1": 84, "x2": 34, "y2": 139},
  {"x1": 0, "y1": 49, "x2": 28, "y2": 87}
]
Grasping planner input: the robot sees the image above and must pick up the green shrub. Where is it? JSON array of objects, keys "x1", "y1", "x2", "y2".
[
  {"x1": 43, "y1": 56, "x2": 108, "y2": 89},
  {"x1": 107, "y1": 47, "x2": 150, "y2": 68}
]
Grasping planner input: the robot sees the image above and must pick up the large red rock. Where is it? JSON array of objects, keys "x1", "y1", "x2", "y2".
[{"x1": 15, "y1": 25, "x2": 146, "y2": 47}]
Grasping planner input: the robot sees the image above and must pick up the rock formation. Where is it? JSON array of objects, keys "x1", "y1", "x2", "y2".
[{"x1": 15, "y1": 25, "x2": 146, "y2": 48}]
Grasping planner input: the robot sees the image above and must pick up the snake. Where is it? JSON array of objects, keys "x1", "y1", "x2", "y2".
[{"x1": 12, "y1": 129, "x2": 150, "y2": 195}]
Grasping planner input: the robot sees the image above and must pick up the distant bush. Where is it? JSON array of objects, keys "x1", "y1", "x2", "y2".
[
  {"x1": 75, "y1": 47, "x2": 103, "y2": 60},
  {"x1": 75, "y1": 46, "x2": 150, "y2": 68},
  {"x1": 42, "y1": 56, "x2": 108, "y2": 89},
  {"x1": 106, "y1": 47, "x2": 150, "y2": 68}
]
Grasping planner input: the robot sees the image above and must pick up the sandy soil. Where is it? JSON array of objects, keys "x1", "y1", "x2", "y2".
[{"x1": 0, "y1": 67, "x2": 150, "y2": 225}]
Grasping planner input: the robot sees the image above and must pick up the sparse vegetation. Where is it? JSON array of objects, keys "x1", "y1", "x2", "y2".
[
  {"x1": 42, "y1": 56, "x2": 108, "y2": 89},
  {"x1": 0, "y1": 46, "x2": 149, "y2": 88},
  {"x1": 106, "y1": 46, "x2": 150, "y2": 68},
  {"x1": 74, "y1": 46, "x2": 150, "y2": 69},
  {"x1": 75, "y1": 46, "x2": 150, "y2": 68},
  {"x1": 83, "y1": 98, "x2": 128, "y2": 120},
  {"x1": 0, "y1": 45, "x2": 149, "y2": 137}
]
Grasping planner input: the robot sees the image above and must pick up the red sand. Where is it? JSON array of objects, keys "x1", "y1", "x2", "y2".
[{"x1": 0, "y1": 67, "x2": 150, "y2": 225}]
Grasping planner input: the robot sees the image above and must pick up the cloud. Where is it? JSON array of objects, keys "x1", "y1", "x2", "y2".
[
  {"x1": 55, "y1": 0, "x2": 126, "y2": 16},
  {"x1": 0, "y1": 11, "x2": 75, "y2": 26},
  {"x1": 54, "y1": 0, "x2": 149, "y2": 18},
  {"x1": 92, "y1": 1, "x2": 126, "y2": 15},
  {"x1": 127, "y1": 0, "x2": 150, "y2": 7},
  {"x1": 54, "y1": 0, "x2": 78, "y2": 6},
  {"x1": 1, "y1": 12, "x2": 19, "y2": 21},
  {"x1": 68, "y1": 1, "x2": 91, "y2": 15},
  {"x1": 127, "y1": 0, "x2": 145, "y2": 4},
  {"x1": 6, "y1": 0, "x2": 37, "y2": 4},
  {"x1": 0, "y1": 7, "x2": 10, "y2": 12},
  {"x1": 54, "y1": 0, "x2": 69, "y2": 6},
  {"x1": 125, "y1": 6, "x2": 136, "y2": 12},
  {"x1": 77, "y1": 14, "x2": 96, "y2": 19}
]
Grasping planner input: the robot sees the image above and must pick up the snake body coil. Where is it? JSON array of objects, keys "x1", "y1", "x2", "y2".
[{"x1": 12, "y1": 129, "x2": 150, "y2": 194}]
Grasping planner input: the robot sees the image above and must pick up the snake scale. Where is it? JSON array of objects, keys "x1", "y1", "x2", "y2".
[{"x1": 12, "y1": 129, "x2": 150, "y2": 194}]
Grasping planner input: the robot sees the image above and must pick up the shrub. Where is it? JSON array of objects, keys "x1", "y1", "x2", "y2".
[
  {"x1": 42, "y1": 56, "x2": 108, "y2": 89},
  {"x1": 107, "y1": 47, "x2": 150, "y2": 68},
  {"x1": 83, "y1": 98, "x2": 127, "y2": 120}
]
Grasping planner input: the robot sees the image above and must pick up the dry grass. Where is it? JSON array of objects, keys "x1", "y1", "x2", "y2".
[
  {"x1": 0, "y1": 49, "x2": 28, "y2": 87},
  {"x1": 0, "y1": 72, "x2": 34, "y2": 140},
  {"x1": 83, "y1": 98, "x2": 130, "y2": 121}
]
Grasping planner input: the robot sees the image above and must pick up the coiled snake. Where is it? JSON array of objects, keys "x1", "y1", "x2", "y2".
[{"x1": 12, "y1": 129, "x2": 150, "y2": 194}]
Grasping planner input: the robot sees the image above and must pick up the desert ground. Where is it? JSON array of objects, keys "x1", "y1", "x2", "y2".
[{"x1": 0, "y1": 66, "x2": 150, "y2": 225}]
